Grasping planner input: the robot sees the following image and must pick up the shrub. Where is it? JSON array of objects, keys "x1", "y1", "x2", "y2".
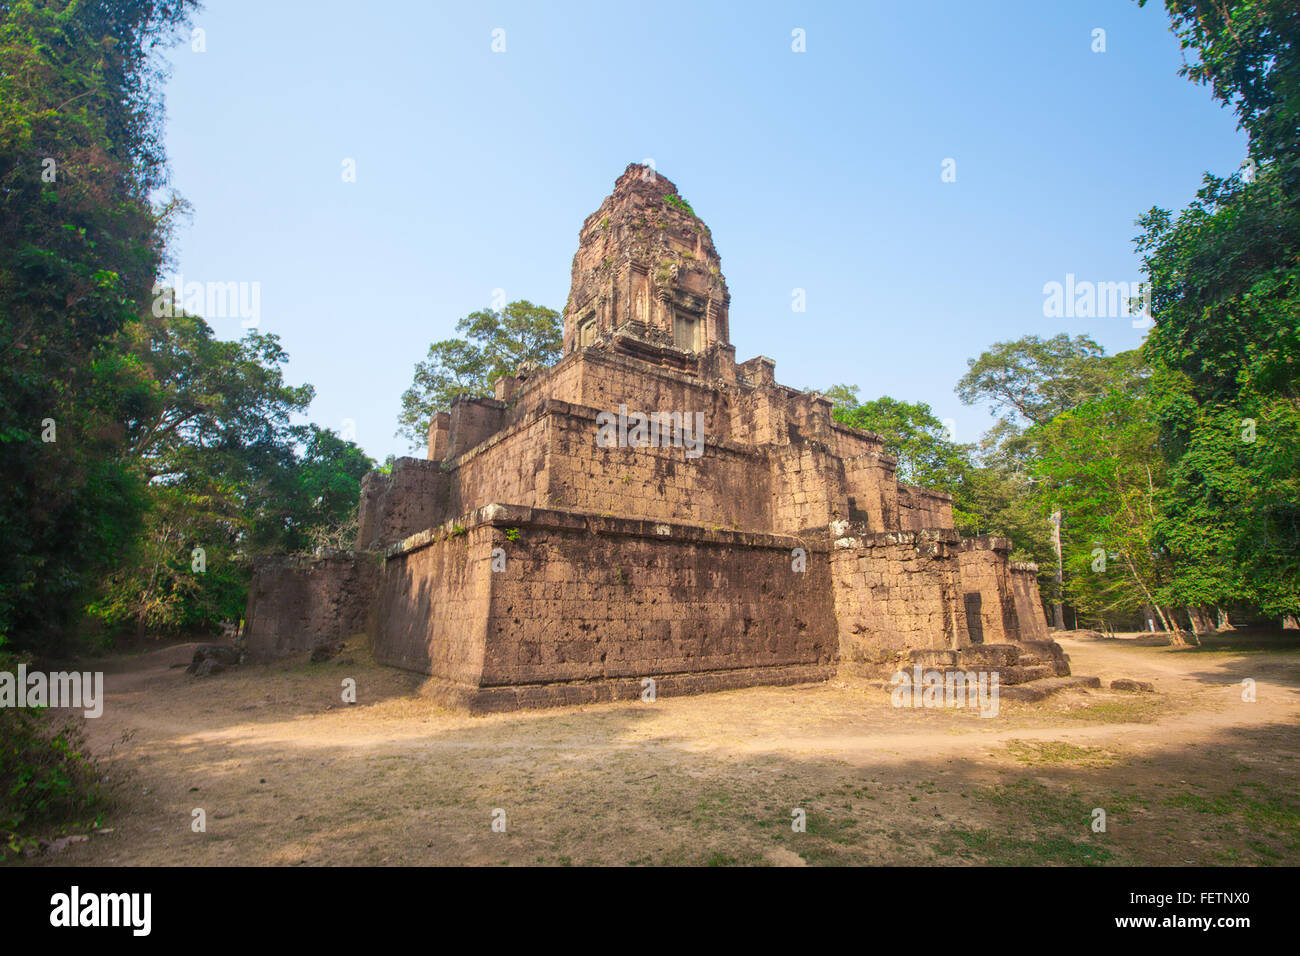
[{"x1": 0, "y1": 655, "x2": 108, "y2": 857}]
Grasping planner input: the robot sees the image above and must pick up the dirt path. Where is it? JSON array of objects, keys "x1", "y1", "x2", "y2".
[{"x1": 16, "y1": 632, "x2": 1300, "y2": 866}]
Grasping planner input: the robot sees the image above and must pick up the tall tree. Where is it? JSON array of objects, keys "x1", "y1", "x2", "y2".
[
  {"x1": 825, "y1": 388, "x2": 978, "y2": 531},
  {"x1": 956, "y1": 337, "x2": 1151, "y2": 623},
  {"x1": 87, "y1": 305, "x2": 373, "y2": 635},
  {"x1": 397, "y1": 300, "x2": 561, "y2": 450},
  {"x1": 1136, "y1": 0, "x2": 1300, "y2": 625},
  {"x1": 956, "y1": 334, "x2": 1146, "y2": 430},
  {"x1": 0, "y1": 0, "x2": 199, "y2": 649},
  {"x1": 1026, "y1": 385, "x2": 1184, "y2": 638}
]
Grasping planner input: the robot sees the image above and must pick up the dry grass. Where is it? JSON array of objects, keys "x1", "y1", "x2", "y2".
[{"x1": 11, "y1": 631, "x2": 1299, "y2": 866}]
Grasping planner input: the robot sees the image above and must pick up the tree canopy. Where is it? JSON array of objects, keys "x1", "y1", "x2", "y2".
[
  {"x1": 1, "y1": 1, "x2": 375, "y2": 650},
  {"x1": 396, "y1": 300, "x2": 562, "y2": 450}
]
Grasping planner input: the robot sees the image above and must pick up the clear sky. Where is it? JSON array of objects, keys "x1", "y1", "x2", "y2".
[{"x1": 157, "y1": 0, "x2": 1248, "y2": 462}]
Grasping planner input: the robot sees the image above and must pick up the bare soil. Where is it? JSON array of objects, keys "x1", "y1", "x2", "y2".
[{"x1": 16, "y1": 630, "x2": 1300, "y2": 866}]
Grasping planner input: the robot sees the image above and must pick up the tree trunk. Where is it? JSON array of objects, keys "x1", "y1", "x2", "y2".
[
  {"x1": 1216, "y1": 606, "x2": 1236, "y2": 630},
  {"x1": 1159, "y1": 606, "x2": 1192, "y2": 646},
  {"x1": 1049, "y1": 510, "x2": 1065, "y2": 630},
  {"x1": 1283, "y1": 615, "x2": 1299, "y2": 631},
  {"x1": 1186, "y1": 606, "x2": 1214, "y2": 635}
]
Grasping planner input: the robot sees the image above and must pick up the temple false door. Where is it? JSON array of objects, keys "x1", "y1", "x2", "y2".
[
  {"x1": 964, "y1": 593, "x2": 985, "y2": 644},
  {"x1": 673, "y1": 313, "x2": 700, "y2": 351}
]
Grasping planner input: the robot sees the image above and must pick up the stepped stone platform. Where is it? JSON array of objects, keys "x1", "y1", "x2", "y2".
[{"x1": 244, "y1": 164, "x2": 1075, "y2": 710}]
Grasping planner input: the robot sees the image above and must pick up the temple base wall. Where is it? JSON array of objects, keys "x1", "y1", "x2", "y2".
[
  {"x1": 369, "y1": 505, "x2": 837, "y2": 705},
  {"x1": 830, "y1": 528, "x2": 969, "y2": 665},
  {"x1": 1011, "y1": 563, "x2": 1052, "y2": 641}
]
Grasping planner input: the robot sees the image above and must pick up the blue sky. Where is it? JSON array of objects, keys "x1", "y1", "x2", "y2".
[{"x1": 157, "y1": 0, "x2": 1247, "y2": 462}]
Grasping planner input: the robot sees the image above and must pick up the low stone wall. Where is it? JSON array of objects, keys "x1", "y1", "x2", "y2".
[
  {"x1": 244, "y1": 552, "x2": 380, "y2": 658},
  {"x1": 830, "y1": 527, "x2": 968, "y2": 662},
  {"x1": 370, "y1": 504, "x2": 837, "y2": 710}
]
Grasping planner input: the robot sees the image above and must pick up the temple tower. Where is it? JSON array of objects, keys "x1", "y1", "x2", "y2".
[{"x1": 563, "y1": 164, "x2": 731, "y2": 370}]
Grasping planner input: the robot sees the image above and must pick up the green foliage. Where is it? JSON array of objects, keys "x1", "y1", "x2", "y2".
[
  {"x1": 956, "y1": 337, "x2": 1153, "y2": 605},
  {"x1": 957, "y1": 334, "x2": 1147, "y2": 429},
  {"x1": 830, "y1": 392, "x2": 973, "y2": 490},
  {"x1": 1139, "y1": 0, "x2": 1299, "y2": 193},
  {"x1": 937, "y1": 3, "x2": 1300, "y2": 627},
  {"x1": 0, "y1": 708, "x2": 106, "y2": 847},
  {"x1": 960, "y1": 465, "x2": 1055, "y2": 563},
  {"x1": 0, "y1": 0, "x2": 200, "y2": 650},
  {"x1": 83, "y1": 308, "x2": 374, "y2": 635},
  {"x1": 397, "y1": 300, "x2": 561, "y2": 450},
  {"x1": 1137, "y1": 172, "x2": 1299, "y2": 401},
  {"x1": 825, "y1": 387, "x2": 979, "y2": 531},
  {"x1": 0, "y1": 652, "x2": 108, "y2": 853},
  {"x1": 1134, "y1": 0, "x2": 1300, "y2": 619},
  {"x1": 0, "y1": 2, "x2": 377, "y2": 647},
  {"x1": 1026, "y1": 385, "x2": 1177, "y2": 627},
  {"x1": 663, "y1": 193, "x2": 695, "y2": 216}
]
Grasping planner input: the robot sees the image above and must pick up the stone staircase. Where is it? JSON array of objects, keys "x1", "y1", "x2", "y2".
[{"x1": 906, "y1": 640, "x2": 1100, "y2": 701}]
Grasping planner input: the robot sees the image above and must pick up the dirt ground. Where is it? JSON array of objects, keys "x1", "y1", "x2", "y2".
[{"x1": 16, "y1": 630, "x2": 1300, "y2": 866}]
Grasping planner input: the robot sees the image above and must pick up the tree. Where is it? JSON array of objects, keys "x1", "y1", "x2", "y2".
[
  {"x1": 253, "y1": 424, "x2": 374, "y2": 556},
  {"x1": 396, "y1": 300, "x2": 561, "y2": 450},
  {"x1": 956, "y1": 337, "x2": 1151, "y2": 623},
  {"x1": 1138, "y1": 0, "x2": 1299, "y2": 195},
  {"x1": 0, "y1": 0, "x2": 199, "y2": 650},
  {"x1": 956, "y1": 334, "x2": 1147, "y2": 430},
  {"x1": 825, "y1": 387, "x2": 978, "y2": 531},
  {"x1": 85, "y1": 306, "x2": 374, "y2": 636},
  {"x1": 1027, "y1": 386, "x2": 1187, "y2": 639},
  {"x1": 1135, "y1": 0, "x2": 1300, "y2": 625}
]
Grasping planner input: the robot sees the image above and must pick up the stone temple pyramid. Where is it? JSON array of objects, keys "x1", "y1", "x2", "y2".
[{"x1": 245, "y1": 164, "x2": 1082, "y2": 711}]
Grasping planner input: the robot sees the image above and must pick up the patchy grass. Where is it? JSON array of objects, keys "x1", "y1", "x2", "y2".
[
  {"x1": 1051, "y1": 696, "x2": 1166, "y2": 724},
  {"x1": 1005, "y1": 739, "x2": 1119, "y2": 767},
  {"x1": 1163, "y1": 782, "x2": 1300, "y2": 862},
  {"x1": 934, "y1": 779, "x2": 1119, "y2": 865}
]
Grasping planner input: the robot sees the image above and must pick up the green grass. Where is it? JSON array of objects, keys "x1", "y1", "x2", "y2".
[
  {"x1": 932, "y1": 779, "x2": 1119, "y2": 865},
  {"x1": 1005, "y1": 739, "x2": 1119, "y2": 767},
  {"x1": 1056, "y1": 697, "x2": 1164, "y2": 723}
]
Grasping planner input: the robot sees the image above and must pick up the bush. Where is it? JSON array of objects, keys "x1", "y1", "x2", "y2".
[{"x1": 0, "y1": 655, "x2": 108, "y2": 857}]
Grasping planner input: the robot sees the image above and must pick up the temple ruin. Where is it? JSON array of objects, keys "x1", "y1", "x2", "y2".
[{"x1": 244, "y1": 163, "x2": 1080, "y2": 711}]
